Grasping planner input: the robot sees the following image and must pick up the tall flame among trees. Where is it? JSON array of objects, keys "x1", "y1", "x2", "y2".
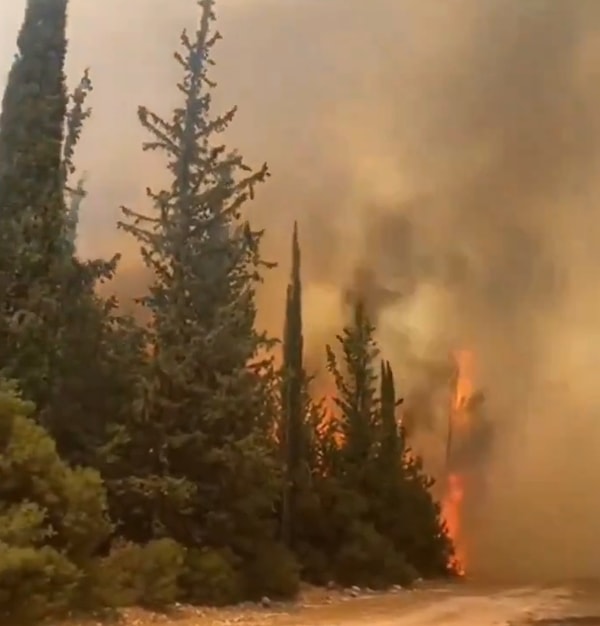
[{"x1": 443, "y1": 349, "x2": 475, "y2": 575}]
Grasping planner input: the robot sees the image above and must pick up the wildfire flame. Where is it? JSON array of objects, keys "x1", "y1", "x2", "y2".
[{"x1": 442, "y1": 349, "x2": 475, "y2": 576}]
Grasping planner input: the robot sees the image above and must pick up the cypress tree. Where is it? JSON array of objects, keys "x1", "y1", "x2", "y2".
[
  {"x1": 0, "y1": 0, "x2": 69, "y2": 316},
  {"x1": 281, "y1": 221, "x2": 305, "y2": 547},
  {"x1": 378, "y1": 360, "x2": 404, "y2": 468},
  {"x1": 0, "y1": 0, "x2": 70, "y2": 413},
  {"x1": 0, "y1": 0, "x2": 68, "y2": 217},
  {"x1": 0, "y1": 0, "x2": 126, "y2": 464},
  {"x1": 374, "y1": 359, "x2": 454, "y2": 578}
]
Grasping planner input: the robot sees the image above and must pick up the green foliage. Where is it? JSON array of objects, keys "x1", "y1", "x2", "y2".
[
  {"x1": 0, "y1": 0, "x2": 457, "y2": 617},
  {"x1": 0, "y1": 383, "x2": 112, "y2": 562},
  {"x1": 333, "y1": 522, "x2": 416, "y2": 589},
  {"x1": 326, "y1": 299, "x2": 380, "y2": 470},
  {"x1": 0, "y1": 0, "x2": 71, "y2": 413},
  {"x1": 0, "y1": 382, "x2": 111, "y2": 620},
  {"x1": 0, "y1": 544, "x2": 81, "y2": 624},
  {"x1": 243, "y1": 542, "x2": 300, "y2": 600},
  {"x1": 180, "y1": 547, "x2": 243, "y2": 606},
  {"x1": 280, "y1": 222, "x2": 307, "y2": 547},
  {"x1": 319, "y1": 303, "x2": 453, "y2": 582},
  {"x1": 92, "y1": 539, "x2": 185, "y2": 609},
  {"x1": 110, "y1": 0, "x2": 280, "y2": 565},
  {"x1": 0, "y1": 0, "x2": 129, "y2": 473}
]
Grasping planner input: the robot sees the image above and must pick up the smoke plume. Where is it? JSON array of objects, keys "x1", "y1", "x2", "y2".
[{"x1": 3, "y1": 0, "x2": 600, "y2": 582}]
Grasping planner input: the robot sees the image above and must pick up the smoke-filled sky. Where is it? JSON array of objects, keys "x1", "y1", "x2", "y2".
[{"x1": 4, "y1": 0, "x2": 600, "y2": 582}]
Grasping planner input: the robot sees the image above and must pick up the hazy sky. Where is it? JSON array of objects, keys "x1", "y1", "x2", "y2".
[{"x1": 4, "y1": 0, "x2": 600, "y2": 582}]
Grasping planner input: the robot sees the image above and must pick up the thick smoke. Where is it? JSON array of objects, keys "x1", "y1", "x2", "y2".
[{"x1": 3, "y1": 0, "x2": 600, "y2": 582}]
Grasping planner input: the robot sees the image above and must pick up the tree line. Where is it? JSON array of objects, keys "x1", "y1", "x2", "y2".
[{"x1": 0, "y1": 0, "x2": 455, "y2": 622}]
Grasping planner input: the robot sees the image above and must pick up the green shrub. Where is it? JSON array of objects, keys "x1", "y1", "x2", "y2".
[
  {"x1": 0, "y1": 501, "x2": 52, "y2": 547},
  {"x1": 180, "y1": 547, "x2": 243, "y2": 606},
  {"x1": 0, "y1": 543, "x2": 81, "y2": 624},
  {"x1": 0, "y1": 382, "x2": 111, "y2": 620},
  {"x1": 295, "y1": 542, "x2": 332, "y2": 586},
  {"x1": 85, "y1": 541, "x2": 139, "y2": 608},
  {"x1": 58, "y1": 466, "x2": 113, "y2": 562},
  {"x1": 94, "y1": 539, "x2": 185, "y2": 609},
  {"x1": 334, "y1": 522, "x2": 416, "y2": 589},
  {"x1": 243, "y1": 542, "x2": 300, "y2": 599}
]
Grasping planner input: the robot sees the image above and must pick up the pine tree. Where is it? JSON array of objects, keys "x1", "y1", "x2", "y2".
[
  {"x1": 326, "y1": 299, "x2": 379, "y2": 472},
  {"x1": 280, "y1": 222, "x2": 306, "y2": 547},
  {"x1": 323, "y1": 305, "x2": 452, "y2": 582},
  {"x1": 113, "y1": 0, "x2": 281, "y2": 567}
]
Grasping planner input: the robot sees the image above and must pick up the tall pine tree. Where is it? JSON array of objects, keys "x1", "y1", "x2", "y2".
[
  {"x1": 326, "y1": 299, "x2": 379, "y2": 472},
  {"x1": 113, "y1": 0, "x2": 281, "y2": 566}
]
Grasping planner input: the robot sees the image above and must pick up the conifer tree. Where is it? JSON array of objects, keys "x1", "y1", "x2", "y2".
[
  {"x1": 0, "y1": 0, "x2": 70, "y2": 371},
  {"x1": 0, "y1": 0, "x2": 68, "y2": 219},
  {"x1": 0, "y1": 0, "x2": 128, "y2": 465},
  {"x1": 373, "y1": 361, "x2": 454, "y2": 578},
  {"x1": 281, "y1": 222, "x2": 306, "y2": 547},
  {"x1": 324, "y1": 304, "x2": 453, "y2": 581},
  {"x1": 326, "y1": 299, "x2": 379, "y2": 471},
  {"x1": 378, "y1": 360, "x2": 403, "y2": 470},
  {"x1": 113, "y1": 0, "x2": 281, "y2": 564}
]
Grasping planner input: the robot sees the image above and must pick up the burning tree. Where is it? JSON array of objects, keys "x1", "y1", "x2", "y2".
[{"x1": 442, "y1": 349, "x2": 493, "y2": 575}]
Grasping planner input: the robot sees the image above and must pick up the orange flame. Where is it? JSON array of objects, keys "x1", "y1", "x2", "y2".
[
  {"x1": 444, "y1": 472, "x2": 465, "y2": 574},
  {"x1": 442, "y1": 349, "x2": 474, "y2": 575}
]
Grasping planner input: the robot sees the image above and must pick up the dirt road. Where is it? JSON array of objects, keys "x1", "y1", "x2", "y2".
[
  {"x1": 251, "y1": 584, "x2": 599, "y2": 626},
  {"x1": 71, "y1": 583, "x2": 600, "y2": 626}
]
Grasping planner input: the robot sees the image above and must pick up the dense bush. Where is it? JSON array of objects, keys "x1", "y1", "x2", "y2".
[
  {"x1": 334, "y1": 521, "x2": 416, "y2": 589},
  {"x1": 180, "y1": 547, "x2": 243, "y2": 606},
  {"x1": 93, "y1": 539, "x2": 185, "y2": 609},
  {"x1": 0, "y1": 545, "x2": 81, "y2": 623},
  {"x1": 242, "y1": 542, "x2": 301, "y2": 600},
  {"x1": 0, "y1": 382, "x2": 111, "y2": 621}
]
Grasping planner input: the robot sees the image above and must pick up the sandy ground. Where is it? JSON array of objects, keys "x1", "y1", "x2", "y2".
[{"x1": 65, "y1": 581, "x2": 600, "y2": 626}]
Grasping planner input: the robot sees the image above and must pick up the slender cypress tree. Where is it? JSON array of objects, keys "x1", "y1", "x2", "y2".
[
  {"x1": 281, "y1": 221, "x2": 305, "y2": 547},
  {"x1": 0, "y1": 0, "x2": 125, "y2": 464},
  {"x1": 375, "y1": 360, "x2": 454, "y2": 578},
  {"x1": 0, "y1": 0, "x2": 70, "y2": 408},
  {"x1": 378, "y1": 359, "x2": 402, "y2": 467},
  {"x1": 0, "y1": 0, "x2": 68, "y2": 214},
  {"x1": 0, "y1": 0, "x2": 69, "y2": 283}
]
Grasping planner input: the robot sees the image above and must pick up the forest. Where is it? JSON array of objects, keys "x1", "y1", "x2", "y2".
[{"x1": 0, "y1": 0, "x2": 456, "y2": 621}]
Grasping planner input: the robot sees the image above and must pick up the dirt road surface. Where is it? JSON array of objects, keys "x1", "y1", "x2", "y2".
[
  {"x1": 245, "y1": 584, "x2": 600, "y2": 626},
  {"x1": 69, "y1": 582, "x2": 600, "y2": 626}
]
